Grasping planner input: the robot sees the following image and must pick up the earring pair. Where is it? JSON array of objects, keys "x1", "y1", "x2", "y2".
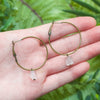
[{"x1": 12, "y1": 21, "x2": 81, "y2": 80}]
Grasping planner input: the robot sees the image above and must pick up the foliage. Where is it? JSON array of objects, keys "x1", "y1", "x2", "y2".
[
  {"x1": 0, "y1": 0, "x2": 69, "y2": 31},
  {"x1": 0, "y1": 0, "x2": 100, "y2": 100},
  {"x1": 64, "y1": 0, "x2": 100, "y2": 25}
]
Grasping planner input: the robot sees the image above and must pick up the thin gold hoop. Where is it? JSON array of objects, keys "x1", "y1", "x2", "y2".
[
  {"x1": 12, "y1": 36, "x2": 48, "y2": 71},
  {"x1": 48, "y1": 21, "x2": 82, "y2": 56}
]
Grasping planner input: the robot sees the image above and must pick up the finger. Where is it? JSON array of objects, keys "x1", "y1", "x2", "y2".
[
  {"x1": 45, "y1": 26, "x2": 100, "y2": 58},
  {"x1": 34, "y1": 17, "x2": 96, "y2": 43},
  {"x1": 44, "y1": 41, "x2": 100, "y2": 76},
  {"x1": 42, "y1": 62, "x2": 90, "y2": 95},
  {"x1": 2, "y1": 17, "x2": 96, "y2": 44}
]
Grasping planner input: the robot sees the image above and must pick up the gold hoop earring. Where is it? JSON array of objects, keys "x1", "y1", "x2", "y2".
[
  {"x1": 12, "y1": 36, "x2": 48, "y2": 80},
  {"x1": 48, "y1": 21, "x2": 82, "y2": 66}
]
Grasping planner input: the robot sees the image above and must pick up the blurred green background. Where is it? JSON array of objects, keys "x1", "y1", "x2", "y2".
[{"x1": 0, "y1": 0, "x2": 100, "y2": 100}]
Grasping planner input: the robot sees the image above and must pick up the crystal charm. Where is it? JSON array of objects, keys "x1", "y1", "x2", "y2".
[
  {"x1": 66, "y1": 56, "x2": 74, "y2": 66},
  {"x1": 30, "y1": 70, "x2": 37, "y2": 80}
]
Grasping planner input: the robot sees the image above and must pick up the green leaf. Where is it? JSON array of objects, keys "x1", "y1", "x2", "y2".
[
  {"x1": 77, "y1": 91, "x2": 83, "y2": 100},
  {"x1": 73, "y1": 0, "x2": 100, "y2": 13},
  {"x1": 95, "y1": 82, "x2": 100, "y2": 95},
  {"x1": 0, "y1": 16, "x2": 13, "y2": 31},
  {"x1": 63, "y1": 9, "x2": 94, "y2": 17},
  {"x1": 0, "y1": 11, "x2": 5, "y2": 18},
  {"x1": 86, "y1": 75, "x2": 93, "y2": 83},
  {"x1": 92, "y1": 0, "x2": 100, "y2": 6},
  {"x1": 85, "y1": 95, "x2": 91, "y2": 100},
  {"x1": 3, "y1": 0, "x2": 10, "y2": 8},
  {"x1": 92, "y1": 69, "x2": 100, "y2": 79}
]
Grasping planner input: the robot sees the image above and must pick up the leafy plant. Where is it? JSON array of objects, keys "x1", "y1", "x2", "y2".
[
  {"x1": 0, "y1": 0, "x2": 100, "y2": 100},
  {"x1": 64, "y1": 0, "x2": 100, "y2": 25}
]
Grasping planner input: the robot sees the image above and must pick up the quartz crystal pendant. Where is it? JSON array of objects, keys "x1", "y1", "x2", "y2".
[
  {"x1": 30, "y1": 70, "x2": 37, "y2": 80},
  {"x1": 66, "y1": 56, "x2": 74, "y2": 66}
]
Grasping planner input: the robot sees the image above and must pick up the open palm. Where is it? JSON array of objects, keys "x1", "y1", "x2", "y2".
[{"x1": 0, "y1": 17, "x2": 100, "y2": 100}]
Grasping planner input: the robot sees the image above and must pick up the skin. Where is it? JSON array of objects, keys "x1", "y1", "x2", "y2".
[{"x1": 0, "y1": 17, "x2": 100, "y2": 100}]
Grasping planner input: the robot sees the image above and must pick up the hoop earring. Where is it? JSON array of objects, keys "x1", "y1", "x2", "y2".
[
  {"x1": 12, "y1": 36, "x2": 48, "y2": 80},
  {"x1": 48, "y1": 21, "x2": 82, "y2": 66}
]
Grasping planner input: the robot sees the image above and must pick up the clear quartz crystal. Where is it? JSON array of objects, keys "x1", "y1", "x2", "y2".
[
  {"x1": 66, "y1": 56, "x2": 74, "y2": 66},
  {"x1": 30, "y1": 70, "x2": 37, "y2": 80}
]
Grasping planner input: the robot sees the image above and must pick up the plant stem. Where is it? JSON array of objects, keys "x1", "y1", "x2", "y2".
[{"x1": 20, "y1": 0, "x2": 43, "y2": 24}]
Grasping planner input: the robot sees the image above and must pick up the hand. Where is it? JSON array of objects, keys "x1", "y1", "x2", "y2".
[{"x1": 0, "y1": 17, "x2": 100, "y2": 100}]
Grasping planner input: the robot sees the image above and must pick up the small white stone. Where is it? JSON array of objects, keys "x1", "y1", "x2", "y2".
[
  {"x1": 30, "y1": 71, "x2": 37, "y2": 80},
  {"x1": 66, "y1": 56, "x2": 74, "y2": 66}
]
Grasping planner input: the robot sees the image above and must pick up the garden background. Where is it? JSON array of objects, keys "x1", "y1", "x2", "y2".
[{"x1": 0, "y1": 0, "x2": 100, "y2": 100}]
